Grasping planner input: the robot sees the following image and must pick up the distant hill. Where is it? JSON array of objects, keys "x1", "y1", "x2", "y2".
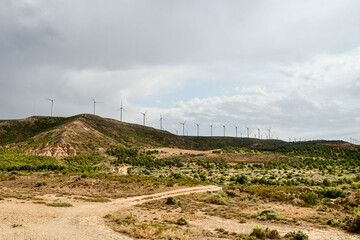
[{"x1": 0, "y1": 114, "x2": 356, "y2": 157}]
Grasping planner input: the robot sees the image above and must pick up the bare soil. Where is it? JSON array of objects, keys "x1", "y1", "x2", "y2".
[{"x1": 0, "y1": 185, "x2": 221, "y2": 240}]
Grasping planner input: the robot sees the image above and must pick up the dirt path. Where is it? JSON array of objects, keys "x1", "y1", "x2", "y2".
[{"x1": 0, "y1": 185, "x2": 221, "y2": 240}]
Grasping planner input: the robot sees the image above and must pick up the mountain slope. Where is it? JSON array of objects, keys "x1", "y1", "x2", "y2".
[{"x1": 0, "y1": 114, "x2": 355, "y2": 157}]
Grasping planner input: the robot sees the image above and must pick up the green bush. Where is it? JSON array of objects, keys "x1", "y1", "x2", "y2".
[
  {"x1": 206, "y1": 191, "x2": 228, "y2": 205},
  {"x1": 250, "y1": 226, "x2": 266, "y2": 239},
  {"x1": 176, "y1": 217, "x2": 188, "y2": 226},
  {"x1": 318, "y1": 188, "x2": 346, "y2": 199},
  {"x1": 165, "y1": 197, "x2": 177, "y2": 205},
  {"x1": 230, "y1": 174, "x2": 248, "y2": 184},
  {"x1": 257, "y1": 209, "x2": 283, "y2": 221},
  {"x1": 284, "y1": 231, "x2": 308, "y2": 240},
  {"x1": 250, "y1": 226, "x2": 281, "y2": 240},
  {"x1": 302, "y1": 192, "x2": 318, "y2": 206},
  {"x1": 323, "y1": 178, "x2": 332, "y2": 187},
  {"x1": 347, "y1": 216, "x2": 360, "y2": 233}
]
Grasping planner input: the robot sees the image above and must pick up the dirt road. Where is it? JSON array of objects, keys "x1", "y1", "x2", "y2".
[{"x1": 0, "y1": 185, "x2": 221, "y2": 240}]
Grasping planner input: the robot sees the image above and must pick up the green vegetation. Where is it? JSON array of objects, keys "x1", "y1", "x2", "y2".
[
  {"x1": 250, "y1": 226, "x2": 281, "y2": 239},
  {"x1": 165, "y1": 197, "x2": 178, "y2": 205},
  {"x1": 46, "y1": 202, "x2": 73, "y2": 207},
  {"x1": 62, "y1": 152, "x2": 105, "y2": 172},
  {"x1": 284, "y1": 231, "x2": 309, "y2": 240},
  {"x1": 107, "y1": 146, "x2": 184, "y2": 169},
  {"x1": 301, "y1": 192, "x2": 318, "y2": 206},
  {"x1": 0, "y1": 153, "x2": 62, "y2": 172},
  {"x1": 205, "y1": 191, "x2": 228, "y2": 205},
  {"x1": 256, "y1": 209, "x2": 283, "y2": 221},
  {"x1": 0, "y1": 116, "x2": 70, "y2": 146}
]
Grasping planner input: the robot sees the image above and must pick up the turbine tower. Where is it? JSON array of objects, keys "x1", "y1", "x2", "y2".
[
  {"x1": 195, "y1": 123, "x2": 200, "y2": 137},
  {"x1": 210, "y1": 123, "x2": 213, "y2": 137},
  {"x1": 119, "y1": 102, "x2": 126, "y2": 122},
  {"x1": 179, "y1": 121, "x2": 186, "y2": 136},
  {"x1": 141, "y1": 111, "x2": 147, "y2": 126},
  {"x1": 160, "y1": 114, "x2": 165, "y2": 130},
  {"x1": 268, "y1": 128, "x2": 271, "y2": 139},
  {"x1": 47, "y1": 98, "x2": 54, "y2": 117},
  {"x1": 247, "y1": 127, "x2": 250, "y2": 138},
  {"x1": 258, "y1": 128, "x2": 260, "y2": 139},
  {"x1": 92, "y1": 97, "x2": 97, "y2": 115},
  {"x1": 235, "y1": 125, "x2": 238, "y2": 137},
  {"x1": 222, "y1": 124, "x2": 226, "y2": 137}
]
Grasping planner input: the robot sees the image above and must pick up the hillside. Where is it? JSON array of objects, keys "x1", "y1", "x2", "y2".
[{"x1": 0, "y1": 114, "x2": 355, "y2": 157}]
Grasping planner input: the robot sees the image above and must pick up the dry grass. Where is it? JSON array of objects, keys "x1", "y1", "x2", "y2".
[{"x1": 0, "y1": 172, "x2": 200, "y2": 199}]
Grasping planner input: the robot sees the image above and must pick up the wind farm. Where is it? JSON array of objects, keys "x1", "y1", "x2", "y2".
[{"x1": 1, "y1": 1, "x2": 360, "y2": 239}]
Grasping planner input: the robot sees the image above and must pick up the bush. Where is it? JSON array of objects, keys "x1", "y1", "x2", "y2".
[
  {"x1": 165, "y1": 197, "x2": 177, "y2": 205},
  {"x1": 323, "y1": 178, "x2": 332, "y2": 187},
  {"x1": 284, "y1": 231, "x2": 309, "y2": 240},
  {"x1": 250, "y1": 226, "x2": 266, "y2": 239},
  {"x1": 302, "y1": 192, "x2": 318, "y2": 206},
  {"x1": 46, "y1": 202, "x2": 72, "y2": 207},
  {"x1": 318, "y1": 188, "x2": 346, "y2": 199},
  {"x1": 206, "y1": 191, "x2": 228, "y2": 205},
  {"x1": 257, "y1": 209, "x2": 283, "y2": 221},
  {"x1": 347, "y1": 216, "x2": 360, "y2": 233},
  {"x1": 250, "y1": 226, "x2": 281, "y2": 240},
  {"x1": 176, "y1": 217, "x2": 188, "y2": 226},
  {"x1": 230, "y1": 174, "x2": 249, "y2": 184}
]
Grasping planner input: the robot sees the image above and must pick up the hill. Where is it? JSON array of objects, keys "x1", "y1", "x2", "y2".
[{"x1": 0, "y1": 114, "x2": 356, "y2": 157}]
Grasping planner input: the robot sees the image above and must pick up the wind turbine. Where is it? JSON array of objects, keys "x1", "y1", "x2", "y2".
[
  {"x1": 195, "y1": 123, "x2": 200, "y2": 137},
  {"x1": 234, "y1": 125, "x2": 238, "y2": 137},
  {"x1": 268, "y1": 127, "x2": 271, "y2": 139},
  {"x1": 247, "y1": 127, "x2": 250, "y2": 138},
  {"x1": 119, "y1": 102, "x2": 126, "y2": 122},
  {"x1": 222, "y1": 124, "x2": 226, "y2": 137},
  {"x1": 141, "y1": 111, "x2": 147, "y2": 126},
  {"x1": 160, "y1": 114, "x2": 165, "y2": 130},
  {"x1": 210, "y1": 123, "x2": 213, "y2": 137},
  {"x1": 92, "y1": 97, "x2": 97, "y2": 115},
  {"x1": 258, "y1": 128, "x2": 260, "y2": 139},
  {"x1": 47, "y1": 98, "x2": 54, "y2": 117},
  {"x1": 179, "y1": 121, "x2": 186, "y2": 136}
]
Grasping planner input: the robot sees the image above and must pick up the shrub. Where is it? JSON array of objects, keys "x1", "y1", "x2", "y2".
[
  {"x1": 268, "y1": 229, "x2": 281, "y2": 239},
  {"x1": 46, "y1": 202, "x2": 72, "y2": 207},
  {"x1": 318, "y1": 188, "x2": 346, "y2": 199},
  {"x1": 347, "y1": 216, "x2": 360, "y2": 233},
  {"x1": 176, "y1": 217, "x2": 188, "y2": 226},
  {"x1": 230, "y1": 174, "x2": 249, "y2": 184},
  {"x1": 323, "y1": 178, "x2": 332, "y2": 187},
  {"x1": 284, "y1": 231, "x2": 309, "y2": 240},
  {"x1": 257, "y1": 209, "x2": 283, "y2": 221},
  {"x1": 250, "y1": 226, "x2": 266, "y2": 239},
  {"x1": 206, "y1": 191, "x2": 228, "y2": 205},
  {"x1": 302, "y1": 192, "x2": 318, "y2": 206},
  {"x1": 165, "y1": 197, "x2": 177, "y2": 205},
  {"x1": 250, "y1": 226, "x2": 281, "y2": 240}
]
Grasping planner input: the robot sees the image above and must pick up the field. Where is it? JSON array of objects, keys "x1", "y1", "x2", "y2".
[{"x1": 0, "y1": 143, "x2": 359, "y2": 239}]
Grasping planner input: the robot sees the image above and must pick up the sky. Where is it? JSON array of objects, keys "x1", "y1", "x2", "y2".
[{"x1": 1, "y1": 0, "x2": 360, "y2": 142}]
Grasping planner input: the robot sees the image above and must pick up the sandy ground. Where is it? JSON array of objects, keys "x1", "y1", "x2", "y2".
[{"x1": 0, "y1": 185, "x2": 221, "y2": 240}]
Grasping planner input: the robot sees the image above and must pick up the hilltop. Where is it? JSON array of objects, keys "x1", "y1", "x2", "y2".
[{"x1": 0, "y1": 114, "x2": 355, "y2": 157}]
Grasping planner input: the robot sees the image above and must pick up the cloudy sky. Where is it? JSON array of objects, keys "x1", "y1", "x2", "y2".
[{"x1": 1, "y1": 0, "x2": 360, "y2": 142}]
